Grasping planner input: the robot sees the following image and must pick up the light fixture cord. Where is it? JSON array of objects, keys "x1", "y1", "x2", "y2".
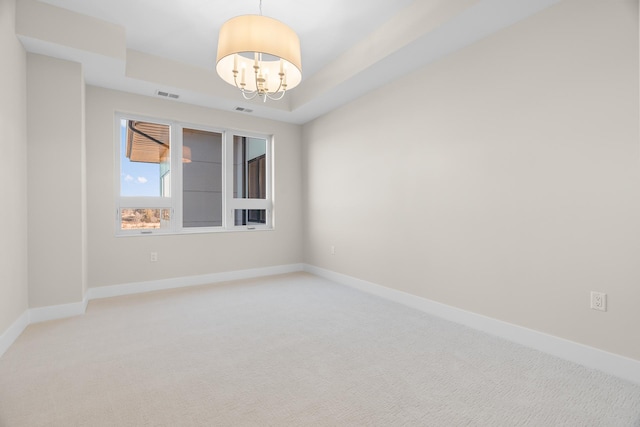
[{"x1": 259, "y1": 0, "x2": 263, "y2": 16}]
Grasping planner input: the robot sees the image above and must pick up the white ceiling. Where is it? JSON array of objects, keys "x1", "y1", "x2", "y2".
[{"x1": 21, "y1": 0, "x2": 561, "y2": 124}]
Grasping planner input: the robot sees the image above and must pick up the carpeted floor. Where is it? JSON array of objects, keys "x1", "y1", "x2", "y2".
[{"x1": 1, "y1": 272, "x2": 639, "y2": 426}]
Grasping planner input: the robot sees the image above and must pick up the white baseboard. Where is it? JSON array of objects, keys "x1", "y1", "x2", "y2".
[
  {"x1": 83, "y1": 293, "x2": 90, "y2": 312},
  {"x1": 0, "y1": 311, "x2": 29, "y2": 358},
  {"x1": 87, "y1": 263, "x2": 304, "y2": 300},
  {"x1": 0, "y1": 263, "x2": 304, "y2": 358},
  {"x1": 303, "y1": 264, "x2": 640, "y2": 386},
  {"x1": 9, "y1": 263, "x2": 638, "y2": 385},
  {"x1": 29, "y1": 301, "x2": 87, "y2": 324}
]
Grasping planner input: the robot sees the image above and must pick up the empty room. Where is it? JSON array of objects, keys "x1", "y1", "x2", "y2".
[{"x1": 1, "y1": 0, "x2": 640, "y2": 425}]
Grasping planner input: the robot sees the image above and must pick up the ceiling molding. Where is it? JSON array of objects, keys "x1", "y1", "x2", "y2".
[{"x1": 17, "y1": 0, "x2": 561, "y2": 125}]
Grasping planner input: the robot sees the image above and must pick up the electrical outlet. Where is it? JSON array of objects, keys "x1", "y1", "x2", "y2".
[
  {"x1": 150, "y1": 252, "x2": 158, "y2": 262},
  {"x1": 330, "y1": 245, "x2": 335, "y2": 255},
  {"x1": 590, "y1": 291, "x2": 607, "y2": 312}
]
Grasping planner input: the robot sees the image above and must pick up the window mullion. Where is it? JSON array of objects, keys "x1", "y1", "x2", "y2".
[
  {"x1": 224, "y1": 131, "x2": 234, "y2": 229},
  {"x1": 171, "y1": 123, "x2": 183, "y2": 233}
]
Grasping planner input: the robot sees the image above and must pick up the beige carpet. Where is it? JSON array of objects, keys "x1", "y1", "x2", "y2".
[{"x1": 1, "y1": 272, "x2": 639, "y2": 426}]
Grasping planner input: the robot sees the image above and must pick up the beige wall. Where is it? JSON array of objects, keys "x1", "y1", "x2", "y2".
[
  {"x1": 303, "y1": 0, "x2": 640, "y2": 360},
  {"x1": 86, "y1": 87, "x2": 303, "y2": 287},
  {"x1": 27, "y1": 53, "x2": 86, "y2": 307},
  {"x1": 0, "y1": 0, "x2": 29, "y2": 332}
]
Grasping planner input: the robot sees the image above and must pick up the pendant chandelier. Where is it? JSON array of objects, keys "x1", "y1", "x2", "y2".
[{"x1": 216, "y1": 0, "x2": 302, "y2": 102}]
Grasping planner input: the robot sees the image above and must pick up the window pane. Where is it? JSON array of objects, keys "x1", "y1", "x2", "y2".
[
  {"x1": 120, "y1": 119, "x2": 170, "y2": 197},
  {"x1": 234, "y1": 209, "x2": 266, "y2": 226},
  {"x1": 183, "y1": 129, "x2": 223, "y2": 228},
  {"x1": 120, "y1": 208, "x2": 171, "y2": 230},
  {"x1": 233, "y1": 136, "x2": 266, "y2": 199}
]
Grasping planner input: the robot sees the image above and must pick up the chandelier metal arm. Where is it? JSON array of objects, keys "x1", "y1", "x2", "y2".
[{"x1": 230, "y1": 56, "x2": 288, "y2": 102}]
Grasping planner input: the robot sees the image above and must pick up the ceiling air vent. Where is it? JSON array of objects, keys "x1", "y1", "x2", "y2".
[
  {"x1": 235, "y1": 107, "x2": 253, "y2": 113},
  {"x1": 155, "y1": 90, "x2": 180, "y2": 100}
]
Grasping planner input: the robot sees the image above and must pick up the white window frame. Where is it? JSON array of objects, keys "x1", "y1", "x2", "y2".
[
  {"x1": 225, "y1": 130, "x2": 273, "y2": 230},
  {"x1": 115, "y1": 113, "x2": 273, "y2": 236}
]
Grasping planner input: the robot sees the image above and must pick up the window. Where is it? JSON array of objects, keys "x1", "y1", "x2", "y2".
[
  {"x1": 233, "y1": 136, "x2": 267, "y2": 226},
  {"x1": 116, "y1": 114, "x2": 272, "y2": 235},
  {"x1": 182, "y1": 128, "x2": 223, "y2": 228}
]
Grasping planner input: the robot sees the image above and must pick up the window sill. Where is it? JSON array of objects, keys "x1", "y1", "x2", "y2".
[{"x1": 115, "y1": 226, "x2": 274, "y2": 237}]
